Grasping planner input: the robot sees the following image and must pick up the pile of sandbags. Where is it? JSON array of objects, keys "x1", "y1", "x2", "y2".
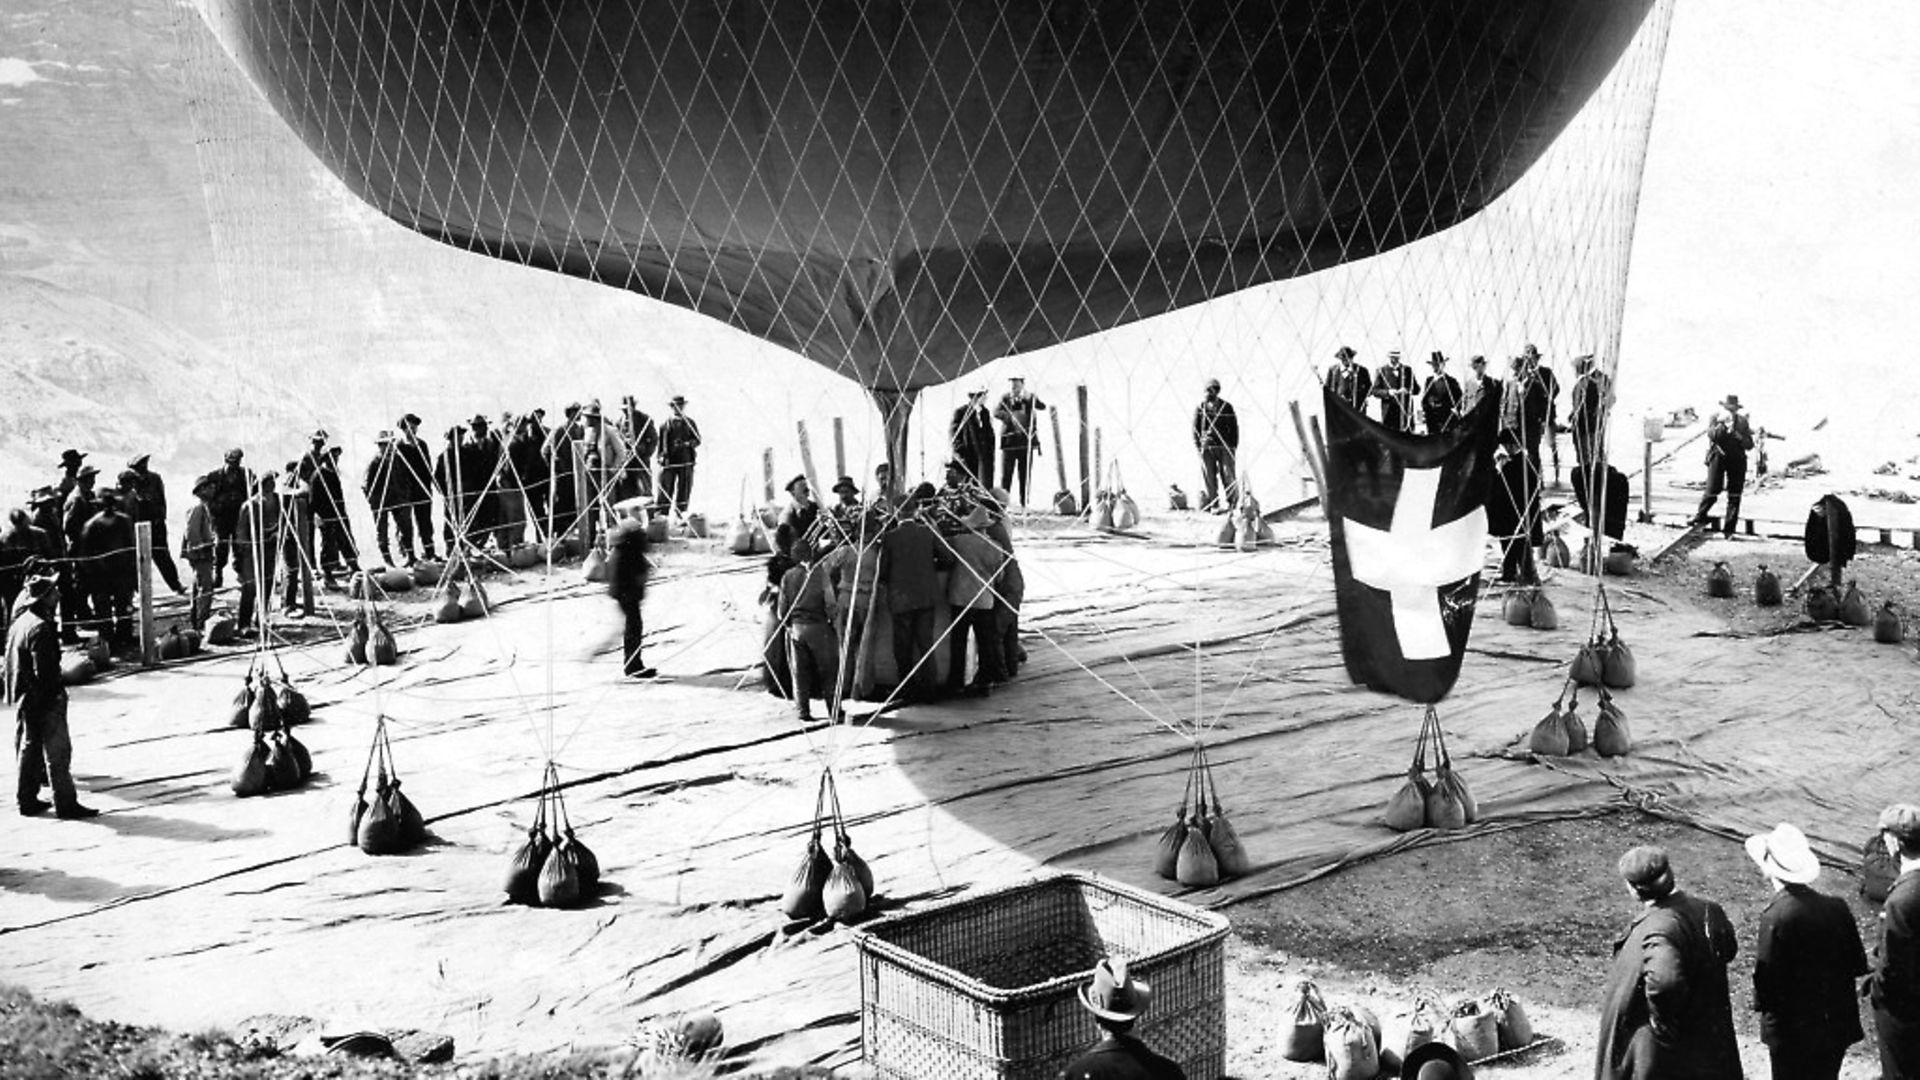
[
  {"x1": 1288, "y1": 985, "x2": 1536, "y2": 1077},
  {"x1": 1384, "y1": 706, "x2": 1476, "y2": 833},
  {"x1": 502, "y1": 763, "x2": 602, "y2": 909},
  {"x1": 1217, "y1": 491, "x2": 1275, "y2": 550},
  {"x1": 155, "y1": 623, "x2": 204, "y2": 662},
  {"x1": 348, "y1": 714, "x2": 426, "y2": 855},
  {"x1": 1152, "y1": 744, "x2": 1252, "y2": 887},
  {"x1": 1502, "y1": 586, "x2": 1557, "y2": 631},
  {"x1": 230, "y1": 675, "x2": 312, "y2": 798},
  {"x1": 432, "y1": 580, "x2": 490, "y2": 624},
  {"x1": 781, "y1": 768, "x2": 876, "y2": 924},
  {"x1": 343, "y1": 608, "x2": 400, "y2": 666},
  {"x1": 1569, "y1": 588, "x2": 1635, "y2": 689},
  {"x1": 1528, "y1": 684, "x2": 1631, "y2": 759},
  {"x1": 228, "y1": 656, "x2": 312, "y2": 731}
]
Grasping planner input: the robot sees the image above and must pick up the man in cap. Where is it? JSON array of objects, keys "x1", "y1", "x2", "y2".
[
  {"x1": 1061, "y1": 957, "x2": 1186, "y2": 1080},
  {"x1": 391, "y1": 414, "x2": 437, "y2": 563},
  {"x1": 1458, "y1": 355, "x2": 1500, "y2": 421},
  {"x1": 1371, "y1": 349, "x2": 1418, "y2": 432},
  {"x1": 1568, "y1": 354, "x2": 1613, "y2": 476},
  {"x1": 79, "y1": 489, "x2": 137, "y2": 645},
  {"x1": 363, "y1": 431, "x2": 405, "y2": 566},
  {"x1": 879, "y1": 485, "x2": 941, "y2": 702},
  {"x1": 297, "y1": 431, "x2": 357, "y2": 585},
  {"x1": 1324, "y1": 345, "x2": 1371, "y2": 411},
  {"x1": 8, "y1": 572, "x2": 98, "y2": 818},
  {"x1": 604, "y1": 498, "x2": 656, "y2": 679},
  {"x1": 780, "y1": 475, "x2": 820, "y2": 541},
  {"x1": 1420, "y1": 353, "x2": 1463, "y2": 436},
  {"x1": 1193, "y1": 378, "x2": 1239, "y2": 513},
  {"x1": 776, "y1": 535, "x2": 840, "y2": 723},
  {"x1": 992, "y1": 376, "x2": 1047, "y2": 507},
  {"x1": 1594, "y1": 845, "x2": 1741, "y2": 1080},
  {"x1": 117, "y1": 454, "x2": 185, "y2": 594},
  {"x1": 1691, "y1": 393, "x2": 1755, "y2": 538},
  {"x1": 1745, "y1": 822, "x2": 1868, "y2": 1079},
  {"x1": 233, "y1": 474, "x2": 280, "y2": 630},
  {"x1": 181, "y1": 472, "x2": 220, "y2": 627},
  {"x1": 944, "y1": 504, "x2": 1007, "y2": 697},
  {"x1": 60, "y1": 464, "x2": 102, "y2": 640},
  {"x1": 1869, "y1": 803, "x2": 1920, "y2": 1079},
  {"x1": 950, "y1": 389, "x2": 996, "y2": 488},
  {"x1": 207, "y1": 448, "x2": 251, "y2": 585},
  {"x1": 54, "y1": 449, "x2": 87, "y2": 502},
  {"x1": 658, "y1": 394, "x2": 702, "y2": 516}
]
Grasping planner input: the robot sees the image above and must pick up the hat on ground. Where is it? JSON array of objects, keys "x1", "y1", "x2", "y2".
[
  {"x1": 786, "y1": 474, "x2": 809, "y2": 495},
  {"x1": 225, "y1": 447, "x2": 245, "y2": 462},
  {"x1": 1402, "y1": 1041, "x2": 1475, "y2": 1080},
  {"x1": 398, "y1": 412, "x2": 423, "y2": 427},
  {"x1": 1334, "y1": 345, "x2": 1356, "y2": 361},
  {"x1": 1205, "y1": 378, "x2": 1221, "y2": 391},
  {"x1": 832, "y1": 475, "x2": 858, "y2": 496},
  {"x1": 1720, "y1": 393, "x2": 1742, "y2": 411},
  {"x1": 1078, "y1": 958, "x2": 1151, "y2": 1023},
  {"x1": 670, "y1": 394, "x2": 687, "y2": 406},
  {"x1": 58, "y1": 449, "x2": 86, "y2": 467},
  {"x1": 1880, "y1": 804, "x2": 1920, "y2": 844},
  {"x1": 1617, "y1": 845, "x2": 1674, "y2": 894},
  {"x1": 310, "y1": 429, "x2": 329, "y2": 442},
  {"x1": 127, "y1": 453, "x2": 151, "y2": 469},
  {"x1": 1745, "y1": 823, "x2": 1821, "y2": 885}
]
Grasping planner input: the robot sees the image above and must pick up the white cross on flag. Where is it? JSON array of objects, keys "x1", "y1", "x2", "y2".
[{"x1": 1323, "y1": 389, "x2": 1497, "y2": 703}]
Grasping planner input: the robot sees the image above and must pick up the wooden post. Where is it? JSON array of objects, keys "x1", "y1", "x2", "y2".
[
  {"x1": 1828, "y1": 502, "x2": 1844, "y2": 590},
  {"x1": 136, "y1": 521, "x2": 156, "y2": 667},
  {"x1": 762, "y1": 448, "x2": 776, "y2": 505},
  {"x1": 1093, "y1": 427, "x2": 1103, "y2": 499},
  {"x1": 832, "y1": 417, "x2": 846, "y2": 480},
  {"x1": 797, "y1": 420, "x2": 823, "y2": 500},
  {"x1": 573, "y1": 441, "x2": 591, "y2": 547},
  {"x1": 1048, "y1": 406, "x2": 1073, "y2": 513},
  {"x1": 297, "y1": 498, "x2": 315, "y2": 615},
  {"x1": 1076, "y1": 384, "x2": 1091, "y2": 512},
  {"x1": 1640, "y1": 439, "x2": 1655, "y2": 524}
]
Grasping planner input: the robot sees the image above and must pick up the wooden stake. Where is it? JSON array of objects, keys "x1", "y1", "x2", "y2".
[
  {"x1": 1048, "y1": 406, "x2": 1072, "y2": 510},
  {"x1": 136, "y1": 521, "x2": 155, "y2": 667},
  {"x1": 832, "y1": 417, "x2": 846, "y2": 480},
  {"x1": 761, "y1": 448, "x2": 776, "y2": 505},
  {"x1": 1076, "y1": 384, "x2": 1091, "y2": 511},
  {"x1": 1640, "y1": 439, "x2": 1655, "y2": 524},
  {"x1": 797, "y1": 420, "x2": 823, "y2": 501}
]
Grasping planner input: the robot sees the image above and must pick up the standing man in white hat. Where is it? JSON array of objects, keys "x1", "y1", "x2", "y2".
[
  {"x1": 1746, "y1": 822, "x2": 1868, "y2": 1080},
  {"x1": 1062, "y1": 957, "x2": 1186, "y2": 1079}
]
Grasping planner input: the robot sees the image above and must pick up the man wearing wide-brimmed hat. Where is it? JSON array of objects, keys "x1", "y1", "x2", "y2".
[
  {"x1": 207, "y1": 447, "x2": 252, "y2": 586},
  {"x1": 1061, "y1": 957, "x2": 1186, "y2": 1079},
  {"x1": 658, "y1": 394, "x2": 701, "y2": 516},
  {"x1": 1691, "y1": 392, "x2": 1755, "y2": 538},
  {"x1": 182, "y1": 472, "x2": 221, "y2": 627},
  {"x1": 1745, "y1": 822, "x2": 1868, "y2": 1079},
  {"x1": 53, "y1": 448, "x2": 87, "y2": 502},
  {"x1": 1869, "y1": 804, "x2": 1920, "y2": 1079},
  {"x1": 949, "y1": 388, "x2": 995, "y2": 488},
  {"x1": 117, "y1": 453, "x2": 186, "y2": 595},
  {"x1": 8, "y1": 572, "x2": 98, "y2": 819},
  {"x1": 59, "y1": 464, "x2": 103, "y2": 642},
  {"x1": 1323, "y1": 345, "x2": 1371, "y2": 411},
  {"x1": 391, "y1": 414, "x2": 437, "y2": 563}
]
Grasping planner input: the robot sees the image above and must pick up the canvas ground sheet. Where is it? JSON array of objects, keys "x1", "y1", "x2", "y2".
[{"x1": 0, "y1": 517, "x2": 1911, "y2": 1070}]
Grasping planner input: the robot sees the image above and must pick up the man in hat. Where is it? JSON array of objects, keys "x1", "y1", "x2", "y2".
[
  {"x1": 827, "y1": 476, "x2": 863, "y2": 535},
  {"x1": 1691, "y1": 393, "x2": 1755, "y2": 538},
  {"x1": 207, "y1": 448, "x2": 251, "y2": 585},
  {"x1": 54, "y1": 449, "x2": 88, "y2": 502},
  {"x1": 658, "y1": 395, "x2": 702, "y2": 515},
  {"x1": 1745, "y1": 822, "x2": 1868, "y2": 1079},
  {"x1": 276, "y1": 458, "x2": 316, "y2": 614},
  {"x1": 616, "y1": 396, "x2": 658, "y2": 505},
  {"x1": 1061, "y1": 957, "x2": 1186, "y2": 1080},
  {"x1": 950, "y1": 389, "x2": 996, "y2": 487},
  {"x1": 448, "y1": 414, "x2": 503, "y2": 551},
  {"x1": 992, "y1": 377, "x2": 1047, "y2": 507},
  {"x1": 0, "y1": 503, "x2": 56, "y2": 626},
  {"x1": 1401, "y1": 1042, "x2": 1474, "y2": 1080},
  {"x1": 1869, "y1": 803, "x2": 1920, "y2": 1079},
  {"x1": 944, "y1": 504, "x2": 1007, "y2": 697},
  {"x1": 181, "y1": 472, "x2": 220, "y2": 627},
  {"x1": 604, "y1": 498, "x2": 656, "y2": 679},
  {"x1": 781, "y1": 475, "x2": 820, "y2": 542},
  {"x1": 296, "y1": 432, "x2": 356, "y2": 586},
  {"x1": 118, "y1": 454, "x2": 186, "y2": 594},
  {"x1": 1499, "y1": 354, "x2": 1553, "y2": 478},
  {"x1": 1323, "y1": 346, "x2": 1371, "y2": 411},
  {"x1": 392, "y1": 414, "x2": 437, "y2": 563},
  {"x1": 1420, "y1": 353, "x2": 1463, "y2": 436},
  {"x1": 1458, "y1": 355, "x2": 1500, "y2": 421},
  {"x1": 22, "y1": 489, "x2": 65, "y2": 636},
  {"x1": 879, "y1": 486, "x2": 941, "y2": 702},
  {"x1": 79, "y1": 489, "x2": 137, "y2": 645},
  {"x1": 776, "y1": 535, "x2": 839, "y2": 723},
  {"x1": 1595, "y1": 845, "x2": 1741, "y2": 1080},
  {"x1": 60, "y1": 464, "x2": 102, "y2": 640},
  {"x1": 233, "y1": 474, "x2": 279, "y2": 630},
  {"x1": 8, "y1": 572, "x2": 97, "y2": 819},
  {"x1": 1193, "y1": 378, "x2": 1239, "y2": 513},
  {"x1": 823, "y1": 506, "x2": 883, "y2": 698},
  {"x1": 1371, "y1": 349, "x2": 1418, "y2": 432},
  {"x1": 363, "y1": 431, "x2": 405, "y2": 566},
  {"x1": 1487, "y1": 433, "x2": 1541, "y2": 585}
]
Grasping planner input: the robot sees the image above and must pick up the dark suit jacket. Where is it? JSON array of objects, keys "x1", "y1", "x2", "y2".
[
  {"x1": 1596, "y1": 891, "x2": 1743, "y2": 1080},
  {"x1": 1061, "y1": 1034, "x2": 1186, "y2": 1080},
  {"x1": 1752, "y1": 883, "x2": 1868, "y2": 1049},
  {"x1": 1871, "y1": 869, "x2": 1920, "y2": 1077}
]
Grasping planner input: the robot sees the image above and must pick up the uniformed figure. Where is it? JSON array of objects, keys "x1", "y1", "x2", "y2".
[
  {"x1": 1745, "y1": 822, "x2": 1868, "y2": 1080},
  {"x1": 950, "y1": 389, "x2": 996, "y2": 488},
  {"x1": 118, "y1": 454, "x2": 186, "y2": 594},
  {"x1": 78, "y1": 489, "x2": 137, "y2": 645},
  {"x1": 1869, "y1": 804, "x2": 1920, "y2": 1080},
  {"x1": 1323, "y1": 345, "x2": 1371, "y2": 411},
  {"x1": 659, "y1": 395, "x2": 702, "y2": 515},
  {"x1": 605, "y1": 500, "x2": 655, "y2": 679},
  {"x1": 9, "y1": 573, "x2": 97, "y2": 819},
  {"x1": 207, "y1": 448, "x2": 251, "y2": 584},
  {"x1": 1371, "y1": 350, "x2": 1419, "y2": 432},
  {"x1": 392, "y1": 414, "x2": 437, "y2": 563},
  {"x1": 1421, "y1": 354, "x2": 1463, "y2": 436},
  {"x1": 992, "y1": 377, "x2": 1047, "y2": 507},
  {"x1": 1193, "y1": 378, "x2": 1239, "y2": 513},
  {"x1": 1691, "y1": 394, "x2": 1754, "y2": 539},
  {"x1": 1594, "y1": 845, "x2": 1742, "y2": 1080},
  {"x1": 1061, "y1": 958, "x2": 1187, "y2": 1080},
  {"x1": 776, "y1": 537, "x2": 839, "y2": 723},
  {"x1": 181, "y1": 474, "x2": 219, "y2": 628}
]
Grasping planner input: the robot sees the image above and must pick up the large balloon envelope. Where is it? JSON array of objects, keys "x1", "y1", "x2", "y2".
[{"x1": 196, "y1": 0, "x2": 1654, "y2": 417}]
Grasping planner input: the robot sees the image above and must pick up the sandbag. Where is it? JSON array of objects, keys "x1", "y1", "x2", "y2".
[
  {"x1": 687, "y1": 513, "x2": 709, "y2": 539},
  {"x1": 368, "y1": 622, "x2": 399, "y2": 665},
  {"x1": 59, "y1": 653, "x2": 96, "y2": 686},
  {"x1": 1863, "y1": 832, "x2": 1899, "y2": 906},
  {"x1": 1207, "y1": 811, "x2": 1252, "y2": 878},
  {"x1": 229, "y1": 679, "x2": 255, "y2": 729},
  {"x1": 1806, "y1": 586, "x2": 1841, "y2": 622},
  {"x1": 1875, "y1": 602, "x2": 1906, "y2": 644},
  {"x1": 508, "y1": 545, "x2": 540, "y2": 569},
  {"x1": 1570, "y1": 642, "x2": 1605, "y2": 686},
  {"x1": 1502, "y1": 589, "x2": 1533, "y2": 626},
  {"x1": 1449, "y1": 999, "x2": 1500, "y2": 1061},
  {"x1": 1385, "y1": 769, "x2": 1430, "y2": 833},
  {"x1": 344, "y1": 619, "x2": 370, "y2": 665},
  {"x1": 1324, "y1": 1007, "x2": 1379, "y2": 1080},
  {"x1": 644, "y1": 517, "x2": 669, "y2": 544},
  {"x1": 157, "y1": 628, "x2": 188, "y2": 661},
  {"x1": 1485, "y1": 988, "x2": 1535, "y2": 1050},
  {"x1": 1754, "y1": 565, "x2": 1783, "y2": 607},
  {"x1": 1840, "y1": 581, "x2": 1871, "y2": 627},
  {"x1": 347, "y1": 572, "x2": 373, "y2": 600},
  {"x1": 411, "y1": 560, "x2": 446, "y2": 588},
  {"x1": 537, "y1": 839, "x2": 584, "y2": 908},
  {"x1": 1528, "y1": 590, "x2": 1558, "y2": 630},
  {"x1": 1562, "y1": 702, "x2": 1589, "y2": 754},
  {"x1": 265, "y1": 732, "x2": 303, "y2": 791},
  {"x1": 391, "y1": 780, "x2": 425, "y2": 846},
  {"x1": 1706, "y1": 561, "x2": 1734, "y2": 598},
  {"x1": 1276, "y1": 979, "x2": 1326, "y2": 1063},
  {"x1": 1544, "y1": 533, "x2": 1572, "y2": 569},
  {"x1": 283, "y1": 730, "x2": 312, "y2": 783},
  {"x1": 727, "y1": 518, "x2": 756, "y2": 556},
  {"x1": 248, "y1": 677, "x2": 283, "y2": 735},
  {"x1": 1168, "y1": 486, "x2": 1189, "y2": 511},
  {"x1": 1593, "y1": 692, "x2": 1632, "y2": 757},
  {"x1": 1603, "y1": 547, "x2": 1637, "y2": 577},
  {"x1": 348, "y1": 787, "x2": 369, "y2": 845},
  {"x1": 1528, "y1": 705, "x2": 1571, "y2": 757},
  {"x1": 1234, "y1": 513, "x2": 1257, "y2": 551},
  {"x1": 377, "y1": 568, "x2": 414, "y2": 592},
  {"x1": 206, "y1": 615, "x2": 239, "y2": 645},
  {"x1": 565, "y1": 828, "x2": 599, "y2": 889},
  {"x1": 1113, "y1": 492, "x2": 1140, "y2": 531},
  {"x1": 180, "y1": 628, "x2": 202, "y2": 655},
  {"x1": 503, "y1": 826, "x2": 553, "y2": 906},
  {"x1": 1601, "y1": 634, "x2": 1637, "y2": 689},
  {"x1": 1175, "y1": 820, "x2": 1221, "y2": 887},
  {"x1": 1424, "y1": 772, "x2": 1467, "y2": 830},
  {"x1": 1400, "y1": 998, "x2": 1445, "y2": 1061},
  {"x1": 434, "y1": 587, "x2": 464, "y2": 624},
  {"x1": 781, "y1": 839, "x2": 832, "y2": 921},
  {"x1": 357, "y1": 781, "x2": 406, "y2": 855},
  {"x1": 278, "y1": 682, "x2": 310, "y2": 726},
  {"x1": 583, "y1": 546, "x2": 609, "y2": 582},
  {"x1": 1052, "y1": 490, "x2": 1079, "y2": 516},
  {"x1": 1437, "y1": 765, "x2": 1477, "y2": 826},
  {"x1": 834, "y1": 834, "x2": 874, "y2": 898},
  {"x1": 1804, "y1": 494, "x2": 1856, "y2": 567},
  {"x1": 231, "y1": 738, "x2": 271, "y2": 797},
  {"x1": 460, "y1": 582, "x2": 489, "y2": 620},
  {"x1": 1092, "y1": 492, "x2": 1115, "y2": 531},
  {"x1": 822, "y1": 857, "x2": 869, "y2": 922},
  {"x1": 1153, "y1": 809, "x2": 1188, "y2": 880},
  {"x1": 751, "y1": 527, "x2": 771, "y2": 554}
]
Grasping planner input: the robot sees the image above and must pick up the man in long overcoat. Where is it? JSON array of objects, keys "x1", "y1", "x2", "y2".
[
  {"x1": 1870, "y1": 804, "x2": 1920, "y2": 1080},
  {"x1": 1595, "y1": 845, "x2": 1742, "y2": 1080},
  {"x1": 1745, "y1": 823, "x2": 1867, "y2": 1080}
]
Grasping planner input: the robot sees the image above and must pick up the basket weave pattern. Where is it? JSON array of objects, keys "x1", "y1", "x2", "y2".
[{"x1": 855, "y1": 873, "x2": 1228, "y2": 1079}]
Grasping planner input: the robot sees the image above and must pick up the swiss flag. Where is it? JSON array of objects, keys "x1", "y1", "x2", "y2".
[{"x1": 1322, "y1": 389, "x2": 1497, "y2": 703}]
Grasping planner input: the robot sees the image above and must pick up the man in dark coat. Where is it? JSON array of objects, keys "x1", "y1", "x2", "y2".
[
  {"x1": 9, "y1": 574, "x2": 97, "y2": 819},
  {"x1": 392, "y1": 414, "x2": 436, "y2": 562},
  {"x1": 950, "y1": 389, "x2": 996, "y2": 487},
  {"x1": 1193, "y1": 378, "x2": 1239, "y2": 513},
  {"x1": 1691, "y1": 394, "x2": 1755, "y2": 539},
  {"x1": 207, "y1": 448, "x2": 251, "y2": 584},
  {"x1": 78, "y1": 490, "x2": 138, "y2": 645},
  {"x1": 1061, "y1": 958, "x2": 1187, "y2": 1080},
  {"x1": 363, "y1": 431, "x2": 409, "y2": 566},
  {"x1": 1, "y1": 504, "x2": 56, "y2": 625},
  {"x1": 1569, "y1": 355, "x2": 1614, "y2": 475},
  {"x1": 544, "y1": 403, "x2": 583, "y2": 536},
  {"x1": 60, "y1": 465, "x2": 102, "y2": 641},
  {"x1": 658, "y1": 395, "x2": 702, "y2": 515},
  {"x1": 992, "y1": 376, "x2": 1046, "y2": 507},
  {"x1": 297, "y1": 432, "x2": 356, "y2": 585},
  {"x1": 879, "y1": 488, "x2": 941, "y2": 703},
  {"x1": 1595, "y1": 845, "x2": 1742, "y2": 1080},
  {"x1": 1487, "y1": 435, "x2": 1541, "y2": 585},
  {"x1": 234, "y1": 476, "x2": 279, "y2": 630},
  {"x1": 1744, "y1": 822, "x2": 1868, "y2": 1080},
  {"x1": 605, "y1": 500, "x2": 655, "y2": 679},
  {"x1": 1421, "y1": 354, "x2": 1463, "y2": 436},
  {"x1": 118, "y1": 454, "x2": 186, "y2": 594},
  {"x1": 1461, "y1": 355, "x2": 1501, "y2": 421},
  {"x1": 53, "y1": 449, "x2": 86, "y2": 502},
  {"x1": 1870, "y1": 803, "x2": 1920, "y2": 1080},
  {"x1": 23, "y1": 489, "x2": 69, "y2": 641},
  {"x1": 1500, "y1": 354, "x2": 1552, "y2": 466},
  {"x1": 617, "y1": 397, "x2": 657, "y2": 504},
  {"x1": 1371, "y1": 349, "x2": 1419, "y2": 432},
  {"x1": 1324, "y1": 345, "x2": 1372, "y2": 412}
]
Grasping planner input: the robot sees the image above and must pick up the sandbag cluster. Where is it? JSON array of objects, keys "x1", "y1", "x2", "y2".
[
  {"x1": 155, "y1": 623, "x2": 205, "y2": 662},
  {"x1": 343, "y1": 608, "x2": 400, "y2": 666},
  {"x1": 228, "y1": 660, "x2": 312, "y2": 732},
  {"x1": 1384, "y1": 707, "x2": 1476, "y2": 833},
  {"x1": 348, "y1": 715, "x2": 426, "y2": 855},
  {"x1": 349, "y1": 568, "x2": 417, "y2": 598},
  {"x1": 432, "y1": 579, "x2": 490, "y2": 624},
  {"x1": 1216, "y1": 492, "x2": 1275, "y2": 550},
  {"x1": 1528, "y1": 684, "x2": 1631, "y2": 759},
  {"x1": 782, "y1": 768, "x2": 876, "y2": 924},
  {"x1": 1153, "y1": 744, "x2": 1252, "y2": 887},
  {"x1": 1501, "y1": 586, "x2": 1557, "y2": 631},
  {"x1": 229, "y1": 661, "x2": 313, "y2": 797},
  {"x1": 503, "y1": 763, "x2": 601, "y2": 909},
  {"x1": 1570, "y1": 589, "x2": 1635, "y2": 690},
  {"x1": 58, "y1": 636, "x2": 113, "y2": 686},
  {"x1": 1280, "y1": 978, "x2": 1536, "y2": 1076}
]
